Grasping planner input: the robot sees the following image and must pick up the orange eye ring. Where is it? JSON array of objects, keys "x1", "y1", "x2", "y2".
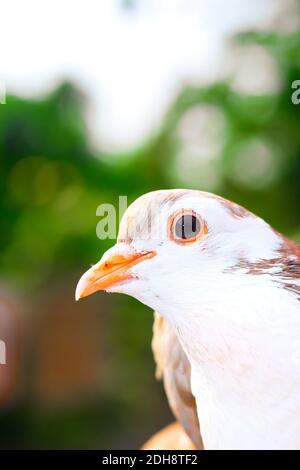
[{"x1": 168, "y1": 209, "x2": 208, "y2": 245}]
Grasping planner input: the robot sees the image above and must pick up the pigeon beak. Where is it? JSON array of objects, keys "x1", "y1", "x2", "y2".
[{"x1": 75, "y1": 247, "x2": 156, "y2": 300}]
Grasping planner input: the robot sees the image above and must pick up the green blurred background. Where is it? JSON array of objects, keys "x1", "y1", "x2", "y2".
[{"x1": 1, "y1": 1, "x2": 300, "y2": 449}]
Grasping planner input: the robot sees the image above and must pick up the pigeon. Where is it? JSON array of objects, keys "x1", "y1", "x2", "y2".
[{"x1": 76, "y1": 189, "x2": 300, "y2": 450}]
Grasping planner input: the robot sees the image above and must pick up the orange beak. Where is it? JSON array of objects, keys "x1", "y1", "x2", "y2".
[{"x1": 75, "y1": 249, "x2": 156, "y2": 300}]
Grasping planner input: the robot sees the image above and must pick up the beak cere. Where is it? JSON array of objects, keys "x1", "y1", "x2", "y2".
[{"x1": 75, "y1": 249, "x2": 156, "y2": 300}]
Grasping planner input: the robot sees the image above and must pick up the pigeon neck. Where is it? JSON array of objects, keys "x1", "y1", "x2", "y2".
[
  {"x1": 190, "y1": 359, "x2": 300, "y2": 449},
  {"x1": 173, "y1": 284, "x2": 300, "y2": 449}
]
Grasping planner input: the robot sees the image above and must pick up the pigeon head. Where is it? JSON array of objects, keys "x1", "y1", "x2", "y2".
[
  {"x1": 76, "y1": 189, "x2": 281, "y2": 326},
  {"x1": 76, "y1": 190, "x2": 300, "y2": 450}
]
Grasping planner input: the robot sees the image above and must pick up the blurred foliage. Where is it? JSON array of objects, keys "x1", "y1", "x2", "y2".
[{"x1": 0, "y1": 29, "x2": 300, "y2": 448}]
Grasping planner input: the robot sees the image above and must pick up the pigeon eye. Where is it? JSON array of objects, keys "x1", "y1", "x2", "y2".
[{"x1": 168, "y1": 210, "x2": 206, "y2": 244}]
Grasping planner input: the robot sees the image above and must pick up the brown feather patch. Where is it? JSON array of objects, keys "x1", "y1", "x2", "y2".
[{"x1": 229, "y1": 231, "x2": 300, "y2": 297}]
